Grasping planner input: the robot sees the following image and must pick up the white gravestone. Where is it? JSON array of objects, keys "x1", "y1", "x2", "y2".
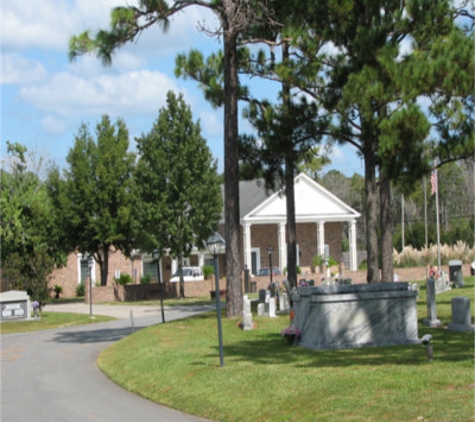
[
  {"x1": 257, "y1": 303, "x2": 266, "y2": 317},
  {"x1": 269, "y1": 297, "x2": 277, "y2": 318},
  {"x1": 279, "y1": 291, "x2": 290, "y2": 313},
  {"x1": 242, "y1": 295, "x2": 254, "y2": 330},
  {"x1": 423, "y1": 278, "x2": 442, "y2": 328},
  {"x1": 265, "y1": 290, "x2": 271, "y2": 314}
]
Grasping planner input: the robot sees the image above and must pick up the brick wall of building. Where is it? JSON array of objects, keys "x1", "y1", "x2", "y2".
[
  {"x1": 248, "y1": 222, "x2": 341, "y2": 270},
  {"x1": 49, "y1": 253, "x2": 80, "y2": 298}
]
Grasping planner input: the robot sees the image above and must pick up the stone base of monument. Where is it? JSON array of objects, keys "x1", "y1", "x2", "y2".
[{"x1": 292, "y1": 283, "x2": 419, "y2": 350}]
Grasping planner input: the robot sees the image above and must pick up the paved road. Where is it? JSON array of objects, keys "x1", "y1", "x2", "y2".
[{"x1": 1, "y1": 304, "x2": 214, "y2": 422}]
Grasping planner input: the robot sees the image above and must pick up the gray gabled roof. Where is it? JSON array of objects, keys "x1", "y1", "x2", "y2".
[
  {"x1": 220, "y1": 173, "x2": 360, "y2": 224},
  {"x1": 220, "y1": 178, "x2": 273, "y2": 221}
]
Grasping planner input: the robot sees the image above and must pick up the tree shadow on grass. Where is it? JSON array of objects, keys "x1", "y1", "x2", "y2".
[{"x1": 219, "y1": 329, "x2": 474, "y2": 368}]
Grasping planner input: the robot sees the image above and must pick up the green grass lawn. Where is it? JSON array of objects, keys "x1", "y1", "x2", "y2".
[
  {"x1": 0, "y1": 312, "x2": 115, "y2": 334},
  {"x1": 98, "y1": 277, "x2": 475, "y2": 422}
]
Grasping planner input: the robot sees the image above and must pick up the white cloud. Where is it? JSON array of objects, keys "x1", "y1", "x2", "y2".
[
  {"x1": 20, "y1": 69, "x2": 183, "y2": 118},
  {"x1": 199, "y1": 110, "x2": 222, "y2": 138},
  {"x1": 0, "y1": 53, "x2": 48, "y2": 84},
  {"x1": 1, "y1": 0, "x2": 129, "y2": 51},
  {"x1": 1, "y1": 0, "x2": 220, "y2": 57},
  {"x1": 41, "y1": 115, "x2": 67, "y2": 135}
]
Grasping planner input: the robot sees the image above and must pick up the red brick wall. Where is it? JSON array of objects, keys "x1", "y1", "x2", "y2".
[
  {"x1": 49, "y1": 253, "x2": 80, "y2": 298},
  {"x1": 82, "y1": 262, "x2": 474, "y2": 303}
]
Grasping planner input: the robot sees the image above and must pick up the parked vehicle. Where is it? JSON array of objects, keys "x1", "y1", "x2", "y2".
[
  {"x1": 170, "y1": 266, "x2": 204, "y2": 282},
  {"x1": 256, "y1": 267, "x2": 281, "y2": 276}
]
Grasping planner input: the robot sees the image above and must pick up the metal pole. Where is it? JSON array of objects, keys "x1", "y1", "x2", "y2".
[
  {"x1": 434, "y1": 168, "x2": 441, "y2": 271},
  {"x1": 156, "y1": 254, "x2": 165, "y2": 323},
  {"x1": 214, "y1": 254, "x2": 224, "y2": 367},
  {"x1": 89, "y1": 265, "x2": 93, "y2": 317},
  {"x1": 270, "y1": 253, "x2": 273, "y2": 284}
]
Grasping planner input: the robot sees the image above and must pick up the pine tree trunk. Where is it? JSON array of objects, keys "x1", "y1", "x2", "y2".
[
  {"x1": 285, "y1": 155, "x2": 297, "y2": 289},
  {"x1": 282, "y1": 50, "x2": 298, "y2": 289},
  {"x1": 223, "y1": 25, "x2": 242, "y2": 318},
  {"x1": 380, "y1": 174, "x2": 394, "y2": 282},
  {"x1": 364, "y1": 146, "x2": 380, "y2": 283}
]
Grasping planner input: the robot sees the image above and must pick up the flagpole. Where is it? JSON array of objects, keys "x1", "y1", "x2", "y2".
[{"x1": 433, "y1": 168, "x2": 441, "y2": 272}]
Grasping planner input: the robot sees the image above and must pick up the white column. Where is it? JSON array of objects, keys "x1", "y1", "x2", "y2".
[
  {"x1": 317, "y1": 221, "x2": 325, "y2": 257},
  {"x1": 198, "y1": 253, "x2": 204, "y2": 267},
  {"x1": 243, "y1": 223, "x2": 252, "y2": 273},
  {"x1": 278, "y1": 222, "x2": 287, "y2": 273},
  {"x1": 349, "y1": 220, "x2": 357, "y2": 271},
  {"x1": 171, "y1": 259, "x2": 177, "y2": 275}
]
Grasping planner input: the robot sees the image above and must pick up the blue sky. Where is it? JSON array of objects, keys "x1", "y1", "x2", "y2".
[{"x1": 1, "y1": 0, "x2": 364, "y2": 176}]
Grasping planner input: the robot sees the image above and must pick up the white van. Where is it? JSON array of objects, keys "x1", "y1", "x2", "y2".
[{"x1": 170, "y1": 266, "x2": 204, "y2": 283}]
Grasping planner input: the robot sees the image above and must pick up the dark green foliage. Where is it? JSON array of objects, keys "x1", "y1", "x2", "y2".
[
  {"x1": 1, "y1": 142, "x2": 67, "y2": 308},
  {"x1": 202, "y1": 265, "x2": 214, "y2": 280},
  {"x1": 140, "y1": 273, "x2": 152, "y2": 284},
  {"x1": 134, "y1": 91, "x2": 222, "y2": 298},
  {"x1": 115, "y1": 273, "x2": 133, "y2": 285},
  {"x1": 49, "y1": 116, "x2": 136, "y2": 286},
  {"x1": 76, "y1": 282, "x2": 85, "y2": 297}
]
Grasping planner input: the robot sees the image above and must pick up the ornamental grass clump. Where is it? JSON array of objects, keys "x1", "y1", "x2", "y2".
[{"x1": 394, "y1": 242, "x2": 475, "y2": 267}]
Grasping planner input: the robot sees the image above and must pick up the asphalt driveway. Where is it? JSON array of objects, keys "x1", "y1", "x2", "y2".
[{"x1": 1, "y1": 305, "x2": 213, "y2": 422}]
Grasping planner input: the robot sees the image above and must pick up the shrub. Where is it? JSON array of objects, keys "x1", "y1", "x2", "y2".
[
  {"x1": 76, "y1": 282, "x2": 85, "y2": 297},
  {"x1": 140, "y1": 273, "x2": 152, "y2": 284},
  {"x1": 53, "y1": 284, "x2": 63, "y2": 299},
  {"x1": 311, "y1": 255, "x2": 338, "y2": 268},
  {"x1": 202, "y1": 265, "x2": 214, "y2": 279},
  {"x1": 115, "y1": 273, "x2": 133, "y2": 285}
]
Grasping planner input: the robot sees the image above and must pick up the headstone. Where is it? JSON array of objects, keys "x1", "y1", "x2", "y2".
[
  {"x1": 0, "y1": 291, "x2": 32, "y2": 321},
  {"x1": 448, "y1": 297, "x2": 475, "y2": 332},
  {"x1": 449, "y1": 260, "x2": 464, "y2": 287},
  {"x1": 434, "y1": 272, "x2": 451, "y2": 294},
  {"x1": 269, "y1": 297, "x2": 277, "y2": 318},
  {"x1": 243, "y1": 295, "x2": 251, "y2": 314},
  {"x1": 258, "y1": 289, "x2": 267, "y2": 303},
  {"x1": 279, "y1": 291, "x2": 290, "y2": 313},
  {"x1": 265, "y1": 290, "x2": 271, "y2": 314},
  {"x1": 257, "y1": 303, "x2": 266, "y2": 317},
  {"x1": 242, "y1": 295, "x2": 254, "y2": 330},
  {"x1": 453, "y1": 270, "x2": 465, "y2": 288},
  {"x1": 423, "y1": 278, "x2": 442, "y2": 327}
]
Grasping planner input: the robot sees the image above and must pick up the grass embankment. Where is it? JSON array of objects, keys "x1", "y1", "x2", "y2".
[
  {"x1": 0, "y1": 312, "x2": 114, "y2": 334},
  {"x1": 99, "y1": 277, "x2": 475, "y2": 422}
]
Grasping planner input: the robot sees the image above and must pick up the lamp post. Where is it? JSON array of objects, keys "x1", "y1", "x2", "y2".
[
  {"x1": 267, "y1": 246, "x2": 273, "y2": 285},
  {"x1": 88, "y1": 261, "x2": 93, "y2": 317},
  {"x1": 153, "y1": 249, "x2": 166, "y2": 324},
  {"x1": 206, "y1": 232, "x2": 226, "y2": 367}
]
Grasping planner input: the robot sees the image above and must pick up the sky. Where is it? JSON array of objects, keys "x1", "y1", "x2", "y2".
[{"x1": 1, "y1": 0, "x2": 364, "y2": 176}]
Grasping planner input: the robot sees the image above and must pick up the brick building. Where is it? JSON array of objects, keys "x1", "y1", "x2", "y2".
[
  {"x1": 41, "y1": 173, "x2": 360, "y2": 298},
  {"x1": 236, "y1": 173, "x2": 360, "y2": 275}
]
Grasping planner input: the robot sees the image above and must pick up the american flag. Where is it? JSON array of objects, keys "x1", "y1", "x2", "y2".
[{"x1": 430, "y1": 170, "x2": 437, "y2": 195}]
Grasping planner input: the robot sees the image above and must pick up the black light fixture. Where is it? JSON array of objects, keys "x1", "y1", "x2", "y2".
[{"x1": 206, "y1": 232, "x2": 226, "y2": 367}]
